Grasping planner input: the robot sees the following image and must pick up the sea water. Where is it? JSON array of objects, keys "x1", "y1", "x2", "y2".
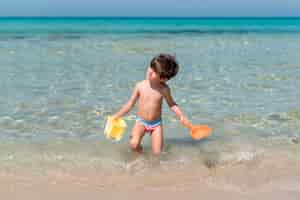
[{"x1": 0, "y1": 18, "x2": 300, "y2": 179}]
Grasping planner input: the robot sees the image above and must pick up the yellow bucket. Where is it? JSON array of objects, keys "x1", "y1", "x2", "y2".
[{"x1": 104, "y1": 116, "x2": 127, "y2": 141}]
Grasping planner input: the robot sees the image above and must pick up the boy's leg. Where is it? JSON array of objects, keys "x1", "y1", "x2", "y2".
[
  {"x1": 130, "y1": 121, "x2": 145, "y2": 153},
  {"x1": 151, "y1": 125, "x2": 163, "y2": 155}
]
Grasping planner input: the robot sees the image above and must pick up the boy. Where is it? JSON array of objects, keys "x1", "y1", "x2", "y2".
[{"x1": 112, "y1": 53, "x2": 190, "y2": 155}]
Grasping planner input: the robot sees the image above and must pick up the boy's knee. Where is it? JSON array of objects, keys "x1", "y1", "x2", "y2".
[{"x1": 129, "y1": 139, "x2": 140, "y2": 150}]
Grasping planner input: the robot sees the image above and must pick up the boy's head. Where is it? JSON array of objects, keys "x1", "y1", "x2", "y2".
[{"x1": 148, "y1": 53, "x2": 179, "y2": 82}]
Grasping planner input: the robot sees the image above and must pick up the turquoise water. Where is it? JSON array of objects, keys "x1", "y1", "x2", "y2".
[
  {"x1": 0, "y1": 18, "x2": 300, "y2": 175},
  {"x1": 1, "y1": 17, "x2": 300, "y2": 35}
]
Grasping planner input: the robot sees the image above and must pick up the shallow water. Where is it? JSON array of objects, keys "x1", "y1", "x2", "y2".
[{"x1": 0, "y1": 18, "x2": 300, "y2": 180}]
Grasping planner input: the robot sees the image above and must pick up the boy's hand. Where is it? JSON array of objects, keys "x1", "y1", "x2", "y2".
[
  {"x1": 170, "y1": 105, "x2": 192, "y2": 129},
  {"x1": 111, "y1": 115, "x2": 119, "y2": 121},
  {"x1": 180, "y1": 116, "x2": 192, "y2": 129}
]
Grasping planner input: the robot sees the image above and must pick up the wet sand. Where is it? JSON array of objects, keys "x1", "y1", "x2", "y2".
[
  {"x1": 1, "y1": 161, "x2": 300, "y2": 200},
  {"x1": 1, "y1": 176, "x2": 299, "y2": 200}
]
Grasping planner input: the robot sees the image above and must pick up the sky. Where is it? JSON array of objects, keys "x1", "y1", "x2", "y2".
[{"x1": 0, "y1": 0, "x2": 299, "y2": 17}]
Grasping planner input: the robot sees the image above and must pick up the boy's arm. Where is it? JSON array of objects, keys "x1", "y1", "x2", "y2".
[
  {"x1": 162, "y1": 86, "x2": 192, "y2": 128},
  {"x1": 112, "y1": 83, "x2": 140, "y2": 119}
]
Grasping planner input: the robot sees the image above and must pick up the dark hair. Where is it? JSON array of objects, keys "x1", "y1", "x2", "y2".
[{"x1": 150, "y1": 53, "x2": 179, "y2": 80}]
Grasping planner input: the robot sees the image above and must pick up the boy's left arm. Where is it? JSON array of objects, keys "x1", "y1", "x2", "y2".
[{"x1": 162, "y1": 86, "x2": 191, "y2": 128}]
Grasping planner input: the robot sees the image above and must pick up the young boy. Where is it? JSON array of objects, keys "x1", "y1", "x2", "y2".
[{"x1": 112, "y1": 53, "x2": 190, "y2": 155}]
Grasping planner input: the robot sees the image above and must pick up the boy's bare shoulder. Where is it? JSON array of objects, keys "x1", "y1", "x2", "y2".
[
  {"x1": 135, "y1": 80, "x2": 147, "y2": 90},
  {"x1": 136, "y1": 80, "x2": 146, "y2": 87},
  {"x1": 160, "y1": 82, "x2": 171, "y2": 94}
]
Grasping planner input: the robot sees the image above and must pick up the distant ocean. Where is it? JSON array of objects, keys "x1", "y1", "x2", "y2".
[{"x1": 0, "y1": 18, "x2": 300, "y2": 183}]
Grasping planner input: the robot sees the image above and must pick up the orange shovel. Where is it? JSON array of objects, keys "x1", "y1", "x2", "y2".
[{"x1": 181, "y1": 118, "x2": 212, "y2": 140}]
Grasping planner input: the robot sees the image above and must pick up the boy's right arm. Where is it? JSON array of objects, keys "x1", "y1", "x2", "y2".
[{"x1": 112, "y1": 83, "x2": 140, "y2": 119}]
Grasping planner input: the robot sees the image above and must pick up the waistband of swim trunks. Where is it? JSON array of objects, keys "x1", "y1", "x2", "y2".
[{"x1": 136, "y1": 116, "x2": 162, "y2": 126}]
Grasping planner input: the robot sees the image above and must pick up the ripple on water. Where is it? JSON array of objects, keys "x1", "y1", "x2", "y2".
[
  {"x1": 286, "y1": 110, "x2": 300, "y2": 121},
  {"x1": 225, "y1": 113, "x2": 261, "y2": 125},
  {"x1": 256, "y1": 73, "x2": 290, "y2": 81},
  {"x1": 0, "y1": 116, "x2": 14, "y2": 128}
]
